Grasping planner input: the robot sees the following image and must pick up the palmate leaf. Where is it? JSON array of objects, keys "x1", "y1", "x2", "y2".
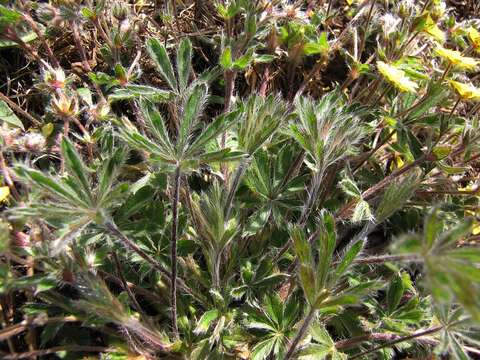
[
  {"x1": 146, "y1": 38, "x2": 178, "y2": 91},
  {"x1": 60, "y1": 138, "x2": 94, "y2": 206},
  {"x1": 50, "y1": 217, "x2": 92, "y2": 255},
  {"x1": 120, "y1": 126, "x2": 176, "y2": 164},
  {"x1": 392, "y1": 209, "x2": 480, "y2": 321},
  {"x1": 185, "y1": 108, "x2": 242, "y2": 158},
  {"x1": 97, "y1": 147, "x2": 127, "y2": 205},
  {"x1": 334, "y1": 240, "x2": 363, "y2": 280},
  {"x1": 237, "y1": 94, "x2": 289, "y2": 155},
  {"x1": 178, "y1": 83, "x2": 208, "y2": 152},
  {"x1": 299, "y1": 323, "x2": 347, "y2": 360},
  {"x1": 433, "y1": 305, "x2": 480, "y2": 360},
  {"x1": 108, "y1": 85, "x2": 173, "y2": 103},
  {"x1": 247, "y1": 294, "x2": 299, "y2": 359},
  {"x1": 11, "y1": 143, "x2": 130, "y2": 254},
  {"x1": 14, "y1": 166, "x2": 89, "y2": 208},
  {"x1": 251, "y1": 337, "x2": 277, "y2": 360},
  {"x1": 194, "y1": 309, "x2": 219, "y2": 335},
  {"x1": 290, "y1": 227, "x2": 317, "y2": 303},
  {"x1": 291, "y1": 92, "x2": 364, "y2": 172},
  {"x1": 317, "y1": 212, "x2": 336, "y2": 289},
  {"x1": 243, "y1": 147, "x2": 304, "y2": 227},
  {"x1": 123, "y1": 86, "x2": 242, "y2": 172},
  {"x1": 138, "y1": 99, "x2": 176, "y2": 157}
]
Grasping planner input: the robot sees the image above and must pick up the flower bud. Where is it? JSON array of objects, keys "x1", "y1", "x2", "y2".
[
  {"x1": 43, "y1": 67, "x2": 66, "y2": 90},
  {"x1": 19, "y1": 132, "x2": 47, "y2": 153},
  {"x1": 51, "y1": 92, "x2": 79, "y2": 119},
  {"x1": 430, "y1": 2, "x2": 446, "y2": 22},
  {"x1": 112, "y1": 3, "x2": 129, "y2": 21},
  {"x1": 89, "y1": 102, "x2": 111, "y2": 122}
]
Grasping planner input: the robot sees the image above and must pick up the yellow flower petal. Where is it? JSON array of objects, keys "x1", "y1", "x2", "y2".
[
  {"x1": 0, "y1": 186, "x2": 10, "y2": 203},
  {"x1": 468, "y1": 27, "x2": 480, "y2": 49},
  {"x1": 424, "y1": 15, "x2": 446, "y2": 43},
  {"x1": 435, "y1": 45, "x2": 479, "y2": 70},
  {"x1": 472, "y1": 223, "x2": 480, "y2": 235},
  {"x1": 377, "y1": 61, "x2": 418, "y2": 93},
  {"x1": 449, "y1": 80, "x2": 480, "y2": 101}
]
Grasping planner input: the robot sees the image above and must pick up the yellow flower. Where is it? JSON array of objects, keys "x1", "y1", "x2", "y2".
[
  {"x1": 449, "y1": 81, "x2": 480, "y2": 101},
  {"x1": 51, "y1": 93, "x2": 79, "y2": 119},
  {"x1": 0, "y1": 186, "x2": 10, "y2": 203},
  {"x1": 473, "y1": 223, "x2": 480, "y2": 236},
  {"x1": 435, "y1": 45, "x2": 479, "y2": 70},
  {"x1": 466, "y1": 210, "x2": 480, "y2": 235},
  {"x1": 423, "y1": 15, "x2": 446, "y2": 43},
  {"x1": 468, "y1": 27, "x2": 480, "y2": 50},
  {"x1": 377, "y1": 61, "x2": 418, "y2": 93}
]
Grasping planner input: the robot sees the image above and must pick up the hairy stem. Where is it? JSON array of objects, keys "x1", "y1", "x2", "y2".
[
  {"x1": 111, "y1": 252, "x2": 146, "y2": 319},
  {"x1": 0, "y1": 151, "x2": 20, "y2": 201},
  {"x1": 283, "y1": 306, "x2": 316, "y2": 360},
  {"x1": 0, "y1": 92, "x2": 41, "y2": 126},
  {"x1": 21, "y1": 12, "x2": 59, "y2": 68},
  {"x1": 170, "y1": 166, "x2": 181, "y2": 339},
  {"x1": 221, "y1": 70, "x2": 236, "y2": 185},
  {"x1": 350, "y1": 325, "x2": 444, "y2": 359},
  {"x1": 2, "y1": 346, "x2": 115, "y2": 360},
  {"x1": 105, "y1": 221, "x2": 170, "y2": 279},
  {"x1": 70, "y1": 20, "x2": 105, "y2": 102},
  {"x1": 337, "y1": 155, "x2": 428, "y2": 220},
  {"x1": 298, "y1": 169, "x2": 324, "y2": 226},
  {"x1": 341, "y1": 253, "x2": 421, "y2": 266},
  {"x1": 105, "y1": 220, "x2": 207, "y2": 305}
]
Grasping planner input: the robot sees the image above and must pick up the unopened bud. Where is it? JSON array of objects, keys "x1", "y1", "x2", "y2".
[{"x1": 51, "y1": 92, "x2": 79, "y2": 119}]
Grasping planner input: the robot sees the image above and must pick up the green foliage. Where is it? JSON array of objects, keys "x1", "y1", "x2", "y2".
[{"x1": 0, "y1": 0, "x2": 479, "y2": 359}]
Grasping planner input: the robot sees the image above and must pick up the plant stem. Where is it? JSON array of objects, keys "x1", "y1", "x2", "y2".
[
  {"x1": 213, "y1": 251, "x2": 222, "y2": 289},
  {"x1": 335, "y1": 331, "x2": 438, "y2": 350},
  {"x1": 0, "y1": 316, "x2": 78, "y2": 342},
  {"x1": 70, "y1": 21, "x2": 91, "y2": 74},
  {"x1": 2, "y1": 346, "x2": 115, "y2": 360},
  {"x1": 70, "y1": 20, "x2": 106, "y2": 102},
  {"x1": 357, "y1": 0, "x2": 377, "y2": 61},
  {"x1": 352, "y1": 129, "x2": 396, "y2": 173},
  {"x1": 0, "y1": 150, "x2": 20, "y2": 201},
  {"x1": 294, "y1": 59, "x2": 323, "y2": 99},
  {"x1": 298, "y1": 169, "x2": 323, "y2": 226},
  {"x1": 344, "y1": 253, "x2": 421, "y2": 265},
  {"x1": 170, "y1": 166, "x2": 181, "y2": 339},
  {"x1": 0, "y1": 92, "x2": 41, "y2": 127},
  {"x1": 105, "y1": 220, "x2": 203, "y2": 304},
  {"x1": 111, "y1": 252, "x2": 146, "y2": 319},
  {"x1": 337, "y1": 155, "x2": 428, "y2": 220},
  {"x1": 326, "y1": 0, "x2": 334, "y2": 18},
  {"x1": 221, "y1": 70, "x2": 236, "y2": 185},
  {"x1": 349, "y1": 325, "x2": 444, "y2": 359},
  {"x1": 0, "y1": 297, "x2": 16, "y2": 354},
  {"x1": 21, "y1": 12, "x2": 59, "y2": 68},
  {"x1": 283, "y1": 306, "x2": 316, "y2": 360},
  {"x1": 105, "y1": 221, "x2": 171, "y2": 279}
]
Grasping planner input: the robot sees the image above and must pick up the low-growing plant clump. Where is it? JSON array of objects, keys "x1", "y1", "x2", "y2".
[{"x1": 0, "y1": 0, "x2": 480, "y2": 359}]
